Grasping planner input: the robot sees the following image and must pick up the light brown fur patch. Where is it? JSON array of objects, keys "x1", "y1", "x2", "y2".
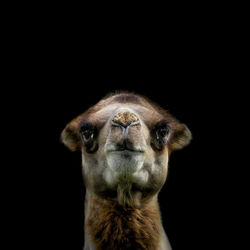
[{"x1": 86, "y1": 195, "x2": 162, "y2": 250}]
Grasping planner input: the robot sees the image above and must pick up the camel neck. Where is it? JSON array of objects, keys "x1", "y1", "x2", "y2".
[{"x1": 84, "y1": 193, "x2": 162, "y2": 250}]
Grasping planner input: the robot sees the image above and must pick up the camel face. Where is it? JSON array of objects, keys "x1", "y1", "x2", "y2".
[
  {"x1": 104, "y1": 108, "x2": 149, "y2": 182},
  {"x1": 61, "y1": 93, "x2": 191, "y2": 208}
]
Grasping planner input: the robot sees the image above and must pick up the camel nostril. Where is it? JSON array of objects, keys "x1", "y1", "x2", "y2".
[{"x1": 112, "y1": 111, "x2": 139, "y2": 128}]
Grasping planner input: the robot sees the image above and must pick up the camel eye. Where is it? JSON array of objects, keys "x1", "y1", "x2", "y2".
[
  {"x1": 81, "y1": 129, "x2": 94, "y2": 142},
  {"x1": 156, "y1": 127, "x2": 169, "y2": 140},
  {"x1": 80, "y1": 123, "x2": 96, "y2": 143},
  {"x1": 79, "y1": 123, "x2": 98, "y2": 153},
  {"x1": 151, "y1": 122, "x2": 170, "y2": 151}
]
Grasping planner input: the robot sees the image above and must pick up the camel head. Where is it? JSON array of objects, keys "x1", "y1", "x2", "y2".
[{"x1": 61, "y1": 93, "x2": 191, "y2": 208}]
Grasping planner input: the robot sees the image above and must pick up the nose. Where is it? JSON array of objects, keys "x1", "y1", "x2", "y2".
[{"x1": 112, "y1": 111, "x2": 139, "y2": 128}]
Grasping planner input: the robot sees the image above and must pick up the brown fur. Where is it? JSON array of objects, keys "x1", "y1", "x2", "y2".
[
  {"x1": 86, "y1": 195, "x2": 162, "y2": 250},
  {"x1": 61, "y1": 92, "x2": 192, "y2": 249},
  {"x1": 61, "y1": 92, "x2": 191, "y2": 152}
]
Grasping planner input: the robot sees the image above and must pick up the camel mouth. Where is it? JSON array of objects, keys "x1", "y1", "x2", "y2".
[
  {"x1": 105, "y1": 147, "x2": 146, "y2": 154},
  {"x1": 111, "y1": 149, "x2": 145, "y2": 153}
]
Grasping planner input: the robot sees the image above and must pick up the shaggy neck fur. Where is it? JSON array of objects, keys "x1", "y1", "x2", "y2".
[{"x1": 85, "y1": 193, "x2": 162, "y2": 250}]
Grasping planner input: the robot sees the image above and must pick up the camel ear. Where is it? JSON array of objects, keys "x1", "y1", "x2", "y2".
[
  {"x1": 60, "y1": 125, "x2": 81, "y2": 152},
  {"x1": 168, "y1": 123, "x2": 192, "y2": 151}
]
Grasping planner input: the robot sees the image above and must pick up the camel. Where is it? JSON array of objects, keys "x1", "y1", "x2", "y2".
[{"x1": 61, "y1": 92, "x2": 191, "y2": 250}]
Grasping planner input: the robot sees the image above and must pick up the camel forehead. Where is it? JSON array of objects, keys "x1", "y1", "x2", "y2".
[
  {"x1": 88, "y1": 102, "x2": 162, "y2": 125},
  {"x1": 71, "y1": 93, "x2": 169, "y2": 129}
]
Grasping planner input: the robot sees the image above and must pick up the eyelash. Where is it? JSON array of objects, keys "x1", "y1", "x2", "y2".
[
  {"x1": 156, "y1": 127, "x2": 169, "y2": 140},
  {"x1": 150, "y1": 122, "x2": 170, "y2": 151},
  {"x1": 79, "y1": 124, "x2": 98, "y2": 153},
  {"x1": 81, "y1": 128, "x2": 94, "y2": 142},
  {"x1": 79, "y1": 123, "x2": 97, "y2": 142}
]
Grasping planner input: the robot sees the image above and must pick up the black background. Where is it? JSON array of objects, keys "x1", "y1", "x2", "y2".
[
  {"x1": 22, "y1": 78, "x2": 232, "y2": 250},
  {"x1": 7, "y1": 7, "x2": 245, "y2": 250}
]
